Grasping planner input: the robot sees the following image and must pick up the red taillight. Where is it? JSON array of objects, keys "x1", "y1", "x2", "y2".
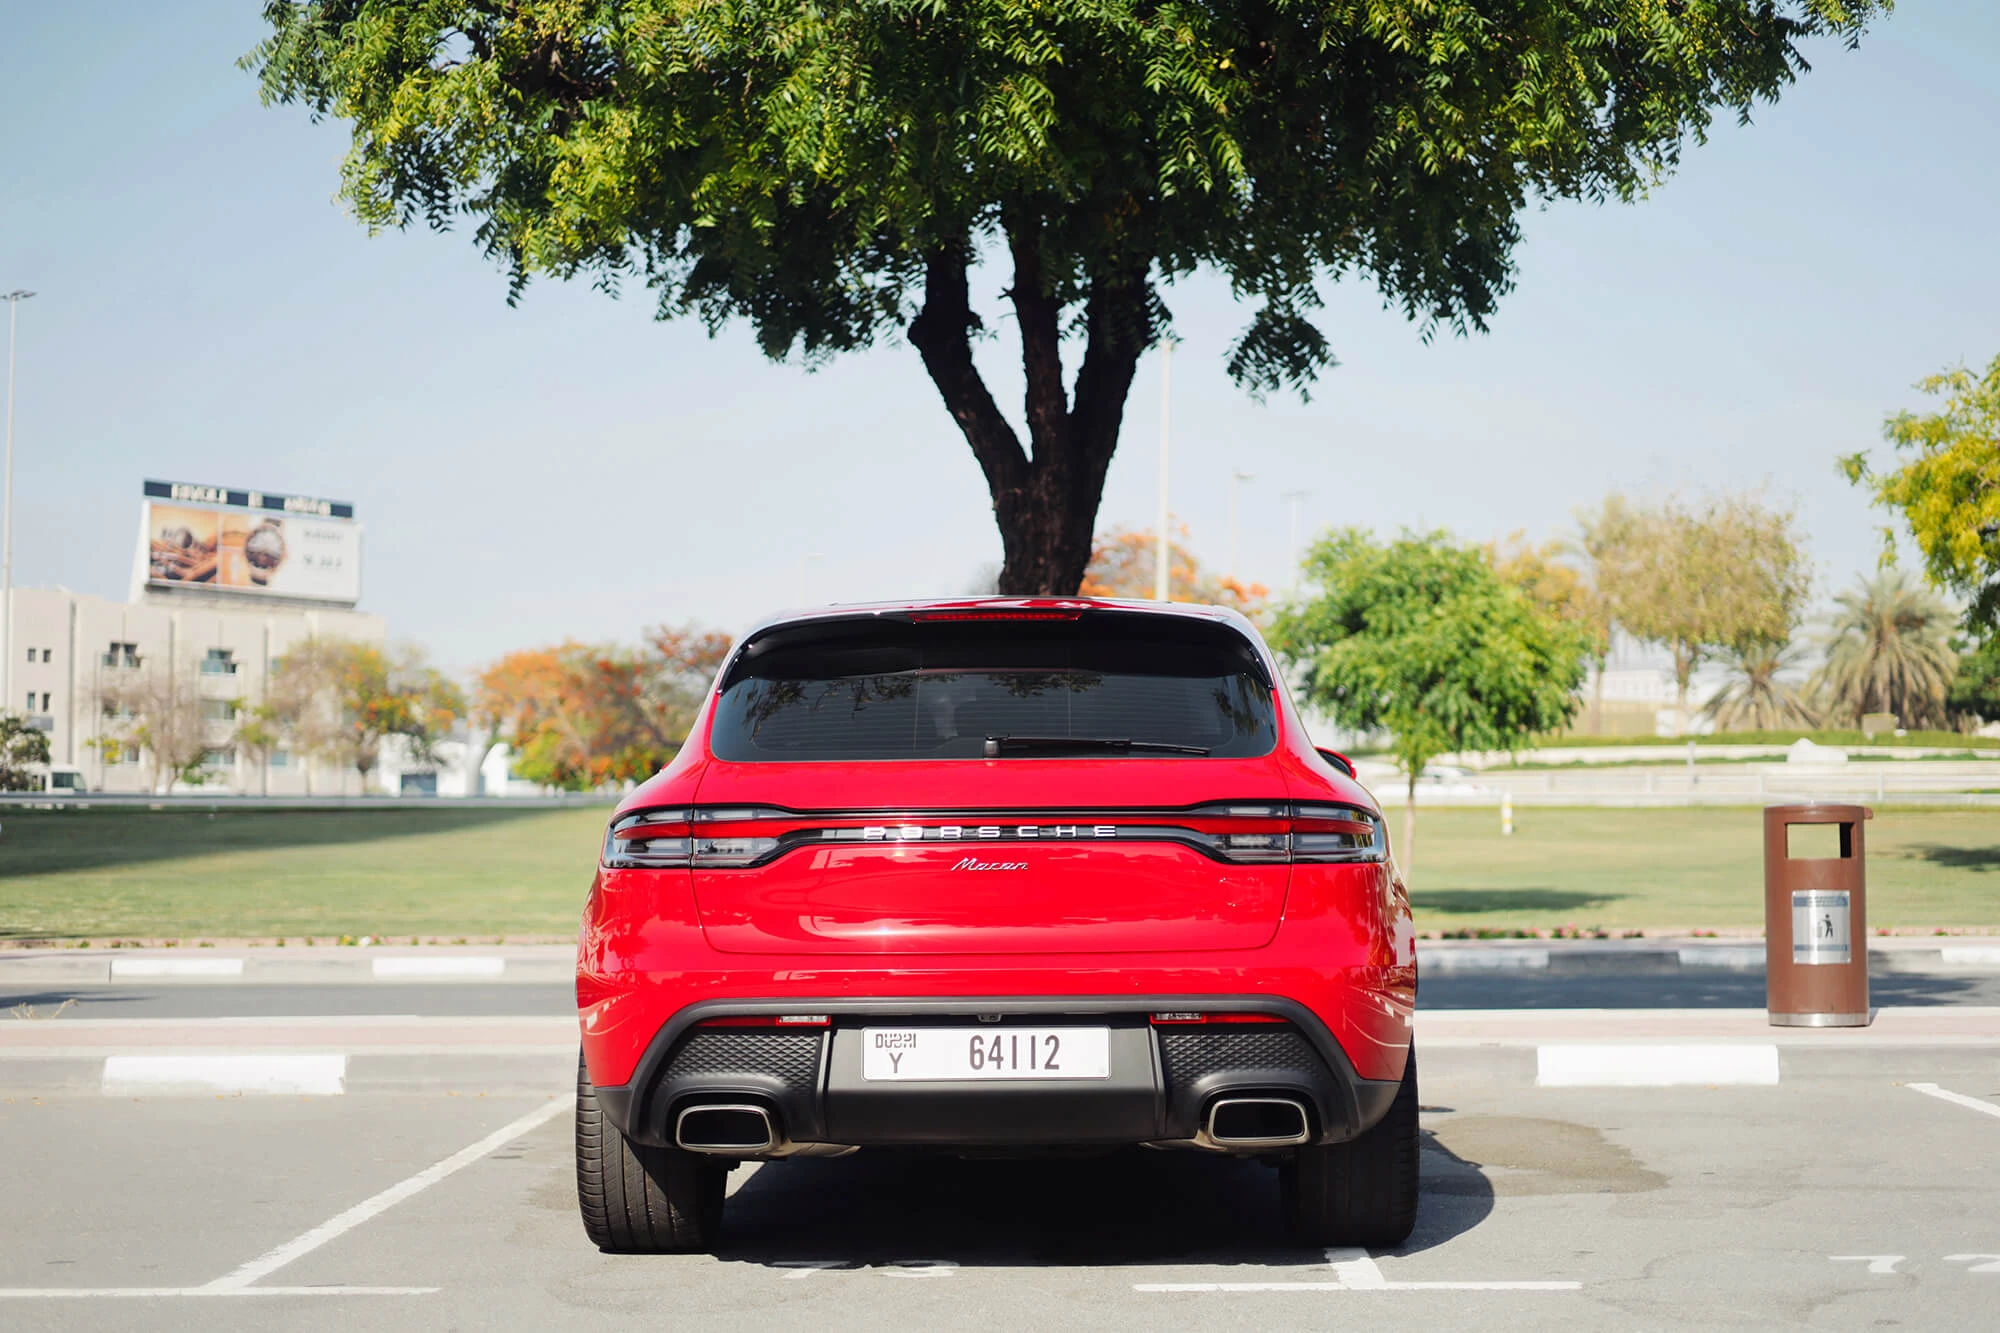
[{"x1": 1149, "y1": 1012, "x2": 1287, "y2": 1025}]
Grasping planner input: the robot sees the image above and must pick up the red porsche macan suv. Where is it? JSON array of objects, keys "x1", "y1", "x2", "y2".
[{"x1": 574, "y1": 598, "x2": 1418, "y2": 1253}]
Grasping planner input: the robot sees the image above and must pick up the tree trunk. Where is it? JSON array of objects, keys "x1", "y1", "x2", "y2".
[
  {"x1": 1591, "y1": 653, "x2": 1606, "y2": 735},
  {"x1": 1401, "y1": 771, "x2": 1418, "y2": 884},
  {"x1": 908, "y1": 224, "x2": 1153, "y2": 595}
]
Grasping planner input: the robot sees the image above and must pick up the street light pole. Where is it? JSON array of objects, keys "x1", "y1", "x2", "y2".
[
  {"x1": 1281, "y1": 489, "x2": 1311, "y2": 592},
  {"x1": 3, "y1": 290, "x2": 34, "y2": 720},
  {"x1": 1153, "y1": 338, "x2": 1175, "y2": 601},
  {"x1": 1228, "y1": 469, "x2": 1254, "y2": 581}
]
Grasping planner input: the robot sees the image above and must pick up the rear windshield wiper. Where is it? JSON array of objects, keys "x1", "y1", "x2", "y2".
[{"x1": 982, "y1": 735, "x2": 1211, "y2": 758}]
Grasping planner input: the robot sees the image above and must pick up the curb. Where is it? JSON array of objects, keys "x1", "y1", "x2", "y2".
[
  {"x1": 0, "y1": 952, "x2": 573, "y2": 985},
  {"x1": 1420, "y1": 941, "x2": 2000, "y2": 976}
]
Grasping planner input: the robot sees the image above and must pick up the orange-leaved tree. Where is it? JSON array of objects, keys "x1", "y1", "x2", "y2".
[
  {"x1": 478, "y1": 626, "x2": 730, "y2": 791},
  {"x1": 1078, "y1": 525, "x2": 1267, "y2": 618}
]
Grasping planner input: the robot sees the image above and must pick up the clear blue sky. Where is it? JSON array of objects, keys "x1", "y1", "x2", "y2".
[{"x1": 5, "y1": 4, "x2": 1996, "y2": 670}]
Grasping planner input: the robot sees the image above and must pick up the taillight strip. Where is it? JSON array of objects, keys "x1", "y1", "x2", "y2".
[{"x1": 602, "y1": 802, "x2": 1386, "y2": 871}]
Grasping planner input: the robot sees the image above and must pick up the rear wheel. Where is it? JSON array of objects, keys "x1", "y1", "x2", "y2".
[
  {"x1": 575, "y1": 1051, "x2": 727, "y2": 1253},
  {"x1": 1282, "y1": 1047, "x2": 1419, "y2": 1247}
]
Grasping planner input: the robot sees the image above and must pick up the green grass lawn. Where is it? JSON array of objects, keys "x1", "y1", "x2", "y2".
[
  {"x1": 1, "y1": 802, "x2": 1996, "y2": 942},
  {"x1": 1407, "y1": 805, "x2": 2000, "y2": 934},
  {"x1": 0, "y1": 805, "x2": 610, "y2": 942}
]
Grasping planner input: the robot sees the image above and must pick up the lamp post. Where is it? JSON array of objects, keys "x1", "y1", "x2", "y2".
[
  {"x1": 1227, "y1": 469, "x2": 1254, "y2": 582},
  {"x1": 3, "y1": 290, "x2": 34, "y2": 719},
  {"x1": 1153, "y1": 338, "x2": 1175, "y2": 601},
  {"x1": 1282, "y1": 489, "x2": 1311, "y2": 592}
]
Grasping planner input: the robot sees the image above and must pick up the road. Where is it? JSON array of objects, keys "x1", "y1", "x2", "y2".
[
  {"x1": 5, "y1": 966, "x2": 2000, "y2": 1328},
  {"x1": 8, "y1": 970, "x2": 2000, "y2": 1022}
]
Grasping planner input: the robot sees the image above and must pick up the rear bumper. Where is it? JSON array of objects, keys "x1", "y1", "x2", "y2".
[{"x1": 592, "y1": 995, "x2": 1402, "y2": 1155}]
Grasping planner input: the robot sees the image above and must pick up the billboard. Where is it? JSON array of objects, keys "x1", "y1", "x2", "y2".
[{"x1": 137, "y1": 480, "x2": 361, "y2": 605}]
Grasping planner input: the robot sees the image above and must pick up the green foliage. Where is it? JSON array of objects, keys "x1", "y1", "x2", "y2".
[
  {"x1": 248, "y1": 1, "x2": 1888, "y2": 591},
  {"x1": 1703, "y1": 639, "x2": 1819, "y2": 731},
  {"x1": 1947, "y1": 634, "x2": 2000, "y2": 726},
  {"x1": 1808, "y1": 568, "x2": 1959, "y2": 730},
  {"x1": 0, "y1": 713, "x2": 54, "y2": 791},
  {"x1": 1273, "y1": 529, "x2": 1590, "y2": 788},
  {"x1": 272, "y1": 639, "x2": 466, "y2": 787},
  {"x1": 1577, "y1": 490, "x2": 1814, "y2": 720},
  {"x1": 1844, "y1": 353, "x2": 2000, "y2": 631}
]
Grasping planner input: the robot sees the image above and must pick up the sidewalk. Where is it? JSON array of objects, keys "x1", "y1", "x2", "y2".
[{"x1": 1419, "y1": 935, "x2": 2000, "y2": 975}]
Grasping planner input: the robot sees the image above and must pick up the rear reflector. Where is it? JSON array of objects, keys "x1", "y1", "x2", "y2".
[
  {"x1": 1149, "y1": 1012, "x2": 1287, "y2": 1025},
  {"x1": 696, "y1": 1014, "x2": 831, "y2": 1029}
]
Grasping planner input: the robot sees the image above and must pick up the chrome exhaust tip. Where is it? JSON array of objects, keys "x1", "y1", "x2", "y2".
[
  {"x1": 675, "y1": 1103, "x2": 778, "y2": 1154},
  {"x1": 1206, "y1": 1097, "x2": 1311, "y2": 1148}
]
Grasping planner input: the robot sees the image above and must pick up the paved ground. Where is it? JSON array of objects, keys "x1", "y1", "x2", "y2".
[
  {"x1": 3, "y1": 1048, "x2": 1997, "y2": 1329},
  {"x1": 6, "y1": 957, "x2": 2000, "y2": 1328},
  {"x1": 8, "y1": 971, "x2": 2000, "y2": 1022}
]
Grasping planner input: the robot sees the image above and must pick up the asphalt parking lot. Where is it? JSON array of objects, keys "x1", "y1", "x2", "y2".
[{"x1": 3, "y1": 1037, "x2": 1998, "y2": 1329}]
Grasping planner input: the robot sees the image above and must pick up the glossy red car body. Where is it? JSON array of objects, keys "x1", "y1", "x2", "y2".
[{"x1": 576, "y1": 598, "x2": 1416, "y2": 1114}]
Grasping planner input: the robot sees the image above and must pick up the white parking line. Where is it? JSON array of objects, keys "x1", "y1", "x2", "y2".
[
  {"x1": 371, "y1": 957, "x2": 506, "y2": 978},
  {"x1": 109, "y1": 958, "x2": 245, "y2": 978},
  {"x1": 1940, "y1": 946, "x2": 2000, "y2": 967},
  {"x1": 1907, "y1": 1082, "x2": 2000, "y2": 1121},
  {"x1": 202, "y1": 1097, "x2": 566, "y2": 1291},
  {"x1": 1536, "y1": 1044, "x2": 1780, "y2": 1087},
  {"x1": 102, "y1": 1054, "x2": 347, "y2": 1096},
  {"x1": 1135, "y1": 1247, "x2": 1583, "y2": 1293},
  {"x1": 0, "y1": 1280, "x2": 438, "y2": 1288}
]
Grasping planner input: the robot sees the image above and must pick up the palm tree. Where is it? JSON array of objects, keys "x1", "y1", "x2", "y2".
[
  {"x1": 1704, "y1": 638, "x2": 1819, "y2": 732},
  {"x1": 1809, "y1": 569, "x2": 1959, "y2": 729}
]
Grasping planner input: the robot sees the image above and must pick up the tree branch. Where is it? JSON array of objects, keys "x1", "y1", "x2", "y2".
[
  {"x1": 908, "y1": 244, "x2": 1029, "y2": 505},
  {"x1": 1005, "y1": 214, "x2": 1068, "y2": 461}
]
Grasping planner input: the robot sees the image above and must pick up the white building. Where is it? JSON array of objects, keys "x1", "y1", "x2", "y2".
[{"x1": 10, "y1": 584, "x2": 388, "y2": 795}]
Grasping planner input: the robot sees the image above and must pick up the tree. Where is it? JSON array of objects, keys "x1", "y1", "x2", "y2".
[
  {"x1": 1948, "y1": 634, "x2": 2000, "y2": 728},
  {"x1": 98, "y1": 659, "x2": 209, "y2": 792},
  {"x1": 1078, "y1": 524, "x2": 1266, "y2": 615},
  {"x1": 1488, "y1": 533, "x2": 1610, "y2": 733},
  {"x1": 1579, "y1": 491, "x2": 1813, "y2": 730},
  {"x1": 1809, "y1": 568, "x2": 1958, "y2": 730},
  {"x1": 249, "y1": 1, "x2": 1884, "y2": 594},
  {"x1": 0, "y1": 714, "x2": 52, "y2": 791},
  {"x1": 1272, "y1": 529, "x2": 1588, "y2": 878},
  {"x1": 478, "y1": 624, "x2": 729, "y2": 790},
  {"x1": 271, "y1": 638, "x2": 464, "y2": 791},
  {"x1": 1702, "y1": 639, "x2": 1819, "y2": 732},
  {"x1": 1842, "y1": 353, "x2": 2000, "y2": 631}
]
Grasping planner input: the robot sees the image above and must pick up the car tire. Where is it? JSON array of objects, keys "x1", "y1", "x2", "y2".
[
  {"x1": 575, "y1": 1051, "x2": 727, "y2": 1253},
  {"x1": 1282, "y1": 1046, "x2": 1419, "y2": 1247}
]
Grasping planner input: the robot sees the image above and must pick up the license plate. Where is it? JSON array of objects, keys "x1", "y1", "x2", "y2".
[{"x1": 862, "y1": 1027, "x2": 1111, "y2": 1081}]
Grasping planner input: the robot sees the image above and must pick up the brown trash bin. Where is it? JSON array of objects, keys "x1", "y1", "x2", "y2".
[{"x1": 1764, "y1": 803, "x2": 1874, "y2": 1027}]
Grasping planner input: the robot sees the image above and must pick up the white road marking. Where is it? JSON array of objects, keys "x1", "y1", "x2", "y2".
[
  {"x1": 1135, "y1": 1246, "x2": 1582, "y2": 1293},
  {"x1": 775, "y1": 1261, "x2": 848, "y2": 1281},
  {"x1": 109, "y1": 958, "x2": 245, "y2": 978},
  {"x1": 371, "y1": 957, "x2": 506, "y2": 978},
  {"x1": 1940, "y1": 946, "x2": 2000, "y2": 967},
  {"x1": 0, "y1": 1280, "x2": 438, "y2": 1288},
  {"x1": 102, "y1": 1054, "x2": 346, "y2": 1096},
  {"x1": 200, "y1": 1097, "x2": 565, "y2": 1292},
  {"x1": 1831, "y1": 1255, "x2": 1905, "y2": 1274},
  {"x1": 1535, "y1": 1044, "x2": 1780, "y2": 1087},
  {"x1": 1944, "y1": 1255, "x2": 2000, "y2": 1273},
  {"x1": 1907, "y1": 1082, "x2": 2000, "y2": 1120}
]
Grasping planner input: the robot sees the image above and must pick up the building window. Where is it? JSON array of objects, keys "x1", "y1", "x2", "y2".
[
  {"x1": 269, "y1": 749, "x2": 291, "y2": 768},
  {"x1": 103, "y1": 642, "x2": 141, "y2": 670},
  {"x1": 41, "y1": 649, "x2": 51, "y2": 663},
  {"x1": 23, "y1": 647, "x2": 33, "y2": 664},
  {"x1": 38, "y1": 692, "x2": 50, "y2": 711},
  {"x1": 201, "y1": 649, "x2": 238, "y2": 676},
  {"x1": 200, "y1": 748, "x2": 233, "y2": 771},
  {"x1": 200, "y1": 698, "x2": 238, "y2": 722}
]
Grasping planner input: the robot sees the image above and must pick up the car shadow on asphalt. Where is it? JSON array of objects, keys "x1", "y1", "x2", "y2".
[{"x1": 714, "y1": 1133, "x2": 1493, "y2": 1271}]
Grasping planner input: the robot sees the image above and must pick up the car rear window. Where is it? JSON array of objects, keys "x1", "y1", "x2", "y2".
[{"x1": 710, "y1": 613, "x2": 1277, "y2": 762}]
